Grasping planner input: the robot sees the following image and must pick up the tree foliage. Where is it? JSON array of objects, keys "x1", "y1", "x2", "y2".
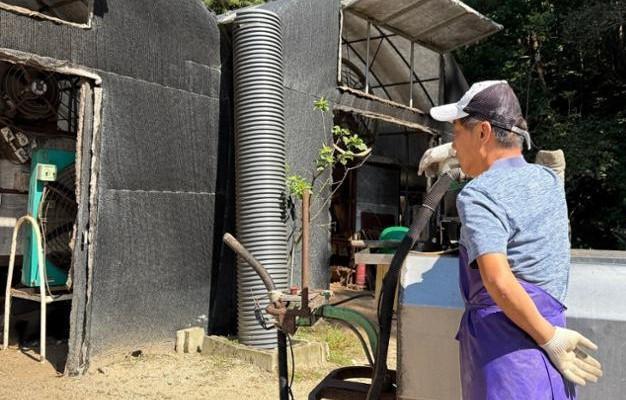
[
  {"x1": 202, "y1": 0, "x2": 266, "y2": 14},
  {"x1": 456, "y1": 0, "x2": 626, "y2": 249}
]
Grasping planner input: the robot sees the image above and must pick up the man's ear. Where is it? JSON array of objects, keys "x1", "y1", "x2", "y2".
[{"x1": 479, "y1": 121, "x2": 492, "y2": 144}]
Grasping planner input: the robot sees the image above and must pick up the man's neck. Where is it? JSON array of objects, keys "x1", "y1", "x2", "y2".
[{"x1": 485, "y1": 148, "x2": 523, "y2": 170}]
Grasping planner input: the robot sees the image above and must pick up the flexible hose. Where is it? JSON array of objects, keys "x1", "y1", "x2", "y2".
[
  {"x1": 223, "y1": 233, "x2": 277, "y2": 292},
  {"x1": 366, "y1": 168, "x2": 462, "y2": 399}
]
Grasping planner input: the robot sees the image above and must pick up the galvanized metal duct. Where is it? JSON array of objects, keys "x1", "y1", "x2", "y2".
[{"x1": 233, "y1": 8, "x2": 288, "y2": 349}]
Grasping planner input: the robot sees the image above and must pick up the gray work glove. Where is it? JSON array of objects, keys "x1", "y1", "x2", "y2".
[
  {"x1": 540, "y1": 327, "x2": 603, "y2": 386},
  {"x1": 418, "y1": 142, "x2": 458, "y2": 178},
  {"x1": 535, "y1": 149, "x2": 566, "y2": 181}
]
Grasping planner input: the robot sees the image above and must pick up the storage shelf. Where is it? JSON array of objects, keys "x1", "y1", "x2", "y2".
[{"x1": 10, "y1": 287, "x2": 72, "y2": 304}]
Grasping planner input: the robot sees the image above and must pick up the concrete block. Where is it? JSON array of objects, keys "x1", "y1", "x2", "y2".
[
  {"x1": 175, "y1": 330, "x2": 185, "y2": 354},
  {"x1": 201, "y1": 335, "x2": 328, "y2": 373},
  {"x1": 184, "y1": 327, "x2": 205, "y2": 353},
  {"x1": 175, "y1": 327, "x2": 205, "y2": 354}
]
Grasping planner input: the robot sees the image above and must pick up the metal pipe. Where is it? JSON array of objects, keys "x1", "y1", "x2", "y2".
[
  {"x1": 370, "y1": 77, "x2": 438, "y2": 89},
  {"x1": 277, "y1": 331, "x2": 290, "y2": 400},
  {"x1": 342, "y1": 38, "x2": 392, "y2": 99},
  {"x1": 365, "y1": 20, "x2": 371, "y2": 94},
  {"x1": 233, "y1": 8, "x2": 288, "y2": 349},
  {"x1": 409, "y1": 42, "x2": 414, "y2": 108},
  {"x1": 343, "y1": 33, "x2": 397, "y2": 45},
  {"x1": 372, "y1": 24, "x2": 436, "y2": 106},
  {"x1": 301, "y1": 190, "x2": 310, "y2": 291},
  {"x1": 438, "y1": 53, "x2": 446, "y2": 106}
]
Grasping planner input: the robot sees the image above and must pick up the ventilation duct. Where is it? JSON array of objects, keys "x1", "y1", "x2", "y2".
[{"x1": 233, "y1": 8, "x2": 288, "y2": 349}]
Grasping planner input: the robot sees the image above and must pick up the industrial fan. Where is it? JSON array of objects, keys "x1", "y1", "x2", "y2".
[
  {"x1": 21, "y1": 148, "x2": 76, "y2": 288},
  {"x1": 0, "y1": 63, "x2": 60, "y2": 123},
  {"x1": 0, "y1": 62, "x2": 80, "y2": 141}
]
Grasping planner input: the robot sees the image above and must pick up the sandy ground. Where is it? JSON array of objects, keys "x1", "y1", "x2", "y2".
[
  {"x1": 0, "y1": 342, "x2": 334, "y2": 400},
  {"x1": 0, "y1": 288, "x2": 396, "y2": 400}
]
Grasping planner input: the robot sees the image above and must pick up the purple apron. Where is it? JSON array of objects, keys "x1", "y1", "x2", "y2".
[{"x1": 456, "y1": 246, "x2": 576, "y2": 399}]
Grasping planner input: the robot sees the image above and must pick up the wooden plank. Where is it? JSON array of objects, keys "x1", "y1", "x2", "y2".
[
  {"x1": 354, "y1": 249, "x2": 394, "y2": 264},
  {"x1": 350, "y1": 239, "x2": 401, "y2": 249}
]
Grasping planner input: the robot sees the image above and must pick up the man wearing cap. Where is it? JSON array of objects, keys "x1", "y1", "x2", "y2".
[{"x1": 421, "y1": 81, "x2": 602, "y2": 399}]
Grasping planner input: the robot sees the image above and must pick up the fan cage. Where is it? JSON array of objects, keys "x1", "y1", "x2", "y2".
[{"x1": 39, "y1": 163, "x2": 77, "y2": 271}]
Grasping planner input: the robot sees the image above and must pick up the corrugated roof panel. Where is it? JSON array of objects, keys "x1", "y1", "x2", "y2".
[
  {"x1": 344, "y1": 0, "x2": 417, "y2": 21},
  {"x1": 344, "y1": 0, "x2": 502, "y2": 52},
  {"x1": 421, "y1": 12, "x2": 499, "y2": 52},
  {"x1": 390, "y1": 0, "x2": 463, "y2": 37}
]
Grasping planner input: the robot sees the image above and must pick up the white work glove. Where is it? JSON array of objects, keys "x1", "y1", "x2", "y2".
[
  {"x1": 418, "y1": 142, "x2": 458, "y2": 178},
  {"x1": 540, "y1": 327, "x2": 603, "y2": 386}
]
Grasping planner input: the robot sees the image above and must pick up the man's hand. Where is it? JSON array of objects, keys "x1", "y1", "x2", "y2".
[
  {"x1": 418, "y1": 142, "x2": 457, "y2": 177},
  {"x1": 540, "y1": 327, "x2": 603, "y2": 386}
]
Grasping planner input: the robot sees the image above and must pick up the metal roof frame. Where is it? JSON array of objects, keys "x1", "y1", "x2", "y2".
[
  {"x1": 342, "y1": 0, "x2": 502, "y2": 53},
  {"x1": 341, "y1": 15, "x2": 439, "y2": 109}
]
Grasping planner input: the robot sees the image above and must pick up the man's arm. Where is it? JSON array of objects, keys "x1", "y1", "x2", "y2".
[
  {"x1": 477, "y1": 252, "x2": 602, "y2": 385},
  {"x1": 476, "y1": 253, "x2": 555, "y2": 344}
]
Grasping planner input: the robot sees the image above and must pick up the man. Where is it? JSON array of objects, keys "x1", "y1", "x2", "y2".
[{"x1": 421, "y1": 81, "x2": 602, "y2": 399}]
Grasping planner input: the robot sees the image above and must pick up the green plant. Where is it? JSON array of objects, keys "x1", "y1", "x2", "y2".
[
  {"x1": 286, "y1": 174, "x2": 312, "y2": 200},
  {"x1": 287, "y1": 96, "x2": 371, "y2": 203},
  {"x1": 285, "y1": 97, "x2": 371, "y2": 281},
  {"x1": 294, "y1": 320, "x2": 365, "y2": 366}
]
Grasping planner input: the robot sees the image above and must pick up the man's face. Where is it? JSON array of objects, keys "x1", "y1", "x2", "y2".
[{"x1": 452, "y1": 119, "x2": 485, "y2": 177}]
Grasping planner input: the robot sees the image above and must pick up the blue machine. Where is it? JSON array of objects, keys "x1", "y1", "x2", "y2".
[{"x1": 22, "y1": 148, "x2": 76, "y2": 287}]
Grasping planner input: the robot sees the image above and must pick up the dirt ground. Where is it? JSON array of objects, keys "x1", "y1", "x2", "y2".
[{"x1": 0, "y1": 288, "x2": 396, "y2": 400}]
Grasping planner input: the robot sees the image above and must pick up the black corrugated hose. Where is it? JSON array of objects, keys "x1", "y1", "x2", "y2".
[{"x1": 366, "y1": 168, "x2": 462, "y2": 400}]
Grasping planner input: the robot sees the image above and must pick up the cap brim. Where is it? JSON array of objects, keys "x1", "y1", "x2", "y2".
[{"x1": 429, "y1": 103, "x2": 468, "y2": 122}]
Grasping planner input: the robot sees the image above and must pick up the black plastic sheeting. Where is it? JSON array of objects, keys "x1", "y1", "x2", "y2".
[
  {"x1": 97, "y1": 75, "x2": 220, "y2": 193},
  {"x1": 0, "y1": 0, "x2": 224, "y2": 374},
  {"x1": 0, "y1": 0, "x2": 220, "y2": 95},
  {"x1": 438, "y1": 52, "x2": 469, "y2": 142},
  {"x1": 261, "y1": 0, "x2": 340, "y2": 99},
  {"x1": 207, "y1": 27, "x2": 237, "y2": 337},
  {"x1": 89, "y1": 189, "x2": 214, "y2": 353},
  {"x1": 83, "y1": 71, "x2": 222, "y2": 359}
]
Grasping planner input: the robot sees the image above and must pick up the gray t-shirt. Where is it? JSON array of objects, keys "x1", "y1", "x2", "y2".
[{"x1": 456, "y1": 156, "x2": 571, "y2": 303}]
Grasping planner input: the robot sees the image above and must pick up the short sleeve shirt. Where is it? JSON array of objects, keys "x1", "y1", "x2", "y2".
[{"x1": 456, "y1": 156, "x2": 571, "y2": 302}]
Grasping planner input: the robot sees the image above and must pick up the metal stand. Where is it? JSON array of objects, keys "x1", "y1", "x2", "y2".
[
  {"x1": 277, "y1": 330, "x2": 290, "y2": 400},
  {"x1": 2, "y1": 215, "x2": 72, "y2": 363}
]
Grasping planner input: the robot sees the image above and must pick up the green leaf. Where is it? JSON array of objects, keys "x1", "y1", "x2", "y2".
[
  {"x1": 286, "y1": 174, "x2": 312, "y2": 199},
  {"x1": 314, "y1": 97, "x2": 330, "y2": 112}
]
